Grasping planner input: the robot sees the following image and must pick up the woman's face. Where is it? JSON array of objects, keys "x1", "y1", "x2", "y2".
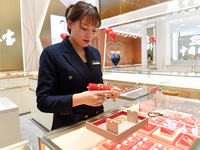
[{"x1": 68, "y1": 15, "x2": 98, "y2": 48}]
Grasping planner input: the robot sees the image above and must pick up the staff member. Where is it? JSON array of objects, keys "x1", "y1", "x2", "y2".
[{"x1": 36, "y1": 1, "x2": 121, "y2": 130}]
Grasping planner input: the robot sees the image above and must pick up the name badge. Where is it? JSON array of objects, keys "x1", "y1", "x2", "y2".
[{"x1": 92, "y1": 61, "x2": 100, "y2": 65}]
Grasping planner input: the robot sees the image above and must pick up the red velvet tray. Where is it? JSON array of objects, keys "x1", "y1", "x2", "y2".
[
  {"x1": 138, "y1": 123, "x2": 159, "y2": 135},
  {"x1": 86, "y1": 110, "x2": 148, "y2": 143},
  {"x1": 175, "y1": 133, "x2": 196, "y2": 150}
]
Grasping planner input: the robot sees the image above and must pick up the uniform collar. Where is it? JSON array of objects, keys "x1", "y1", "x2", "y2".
[{"x1": 62, "y1": 36, "x2": 96, "y2": 83}]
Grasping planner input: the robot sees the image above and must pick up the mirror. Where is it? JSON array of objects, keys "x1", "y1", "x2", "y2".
[{"x1": 147, "y1": 23, "x2": 156, "y2": 68}]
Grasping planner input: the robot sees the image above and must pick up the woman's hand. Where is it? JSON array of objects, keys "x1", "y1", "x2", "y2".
[
  {"x1": 109, "y1": 86, "x2": 121, "y2": 99},
  {"x1": 73, "y1": 90, "x2": 111, "y2": 107}
]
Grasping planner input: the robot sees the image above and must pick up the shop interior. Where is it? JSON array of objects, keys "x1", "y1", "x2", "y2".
[{"x1": 0, "y1": 0, "x2": 200, "y2": 149}]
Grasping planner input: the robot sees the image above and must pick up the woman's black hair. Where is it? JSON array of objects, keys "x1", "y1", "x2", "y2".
[{"x1": 65, "y1": 1, "x2": 101, "y2": 34}]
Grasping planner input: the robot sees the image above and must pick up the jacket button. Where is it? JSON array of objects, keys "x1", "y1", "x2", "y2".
[
  {"x1": 96, "y1": 111, "x2": 99, "y2": 114},
  {"x1": 85, "y1": 115, "x2": 88, "y2": 119},
  {"x1": 69, "y1": 76, "x2": 72, "y2": 80}
]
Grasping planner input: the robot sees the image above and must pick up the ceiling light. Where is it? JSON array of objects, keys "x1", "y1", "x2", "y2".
[
  {"x1": 181, "y1": 24, "x2": 185, "y2": 26},
  {"x1": 150, "y1": 23, "x2": 155, "y2": 26},
  {"x1": 126, "y1": 29, "x2": 130, "y2": 31},
  {"x1": 176, "y1": 28, "x2": 179, "y2": 30}
]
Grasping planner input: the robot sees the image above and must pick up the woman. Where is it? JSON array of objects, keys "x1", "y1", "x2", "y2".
[{"x1": 36, "y1": 1, "x2": 121, "y2": 130}]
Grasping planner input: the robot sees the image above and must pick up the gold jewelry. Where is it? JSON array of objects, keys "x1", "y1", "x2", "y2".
[{"x1": 113, "y1": 116, "x2": 126, "y2": 124}]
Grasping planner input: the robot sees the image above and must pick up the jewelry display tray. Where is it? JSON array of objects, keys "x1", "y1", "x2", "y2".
[{"x1": 86, "y1": 110, "x2": 148, "y2": 143}]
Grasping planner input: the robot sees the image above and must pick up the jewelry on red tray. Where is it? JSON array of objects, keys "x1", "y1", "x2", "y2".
[{"x1": 148, "y1": 112, "x2": 163, "y2": 117}]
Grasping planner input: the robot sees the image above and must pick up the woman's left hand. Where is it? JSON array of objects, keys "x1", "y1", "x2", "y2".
[{"x1": 109, "y1": 86, "x2": 121, "y2": 99}]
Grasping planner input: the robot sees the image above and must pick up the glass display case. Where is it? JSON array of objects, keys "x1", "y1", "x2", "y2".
[
  {"x1": 103, "y1": 70, "x2": 200, "y2": 100},
  {"x1": 38, "y1": 93, "x2": 200, "y2": 150},
  {"x1": 1, "y1": 140, "x2": 35, "y2": 150}
]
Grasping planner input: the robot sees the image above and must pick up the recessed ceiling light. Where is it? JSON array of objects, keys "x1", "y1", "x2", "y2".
[
  {"x1": 126, "y1": 29, "x2": 130, "y2": 31},
  {"x1": 150, "y1": 23, "x2": 155, "y2": 26},
  {"x1": 176, "y1": 28, "x2": 179, "y2": 30},
  {"x1": 181, "y1": 24, "x2": 185, "y2": 26}
]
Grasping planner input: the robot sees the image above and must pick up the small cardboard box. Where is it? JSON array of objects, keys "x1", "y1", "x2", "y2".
[{"x1": 86, "y1": 110, "x2": 148, "y2": 143}]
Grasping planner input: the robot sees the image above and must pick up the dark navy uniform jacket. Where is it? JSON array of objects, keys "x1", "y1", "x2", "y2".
[{"x1": 36, "y1": 36, "x2": 103, "y2": 130}]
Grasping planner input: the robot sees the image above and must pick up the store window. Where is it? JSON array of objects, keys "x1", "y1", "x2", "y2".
[{"x1": 172, "y1": 30, "x2": 200, "y2": 60}]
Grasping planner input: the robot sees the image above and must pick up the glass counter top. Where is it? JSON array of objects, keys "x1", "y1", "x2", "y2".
[
  {"x1": 103, "y1": 69, "x2": 200, "y2": 78},
  {"x1": 1, "y1": 140, "x2": 35, "y2": 150},
  {"x1": 39, "y1": 95, "x2": 200, "y2": 150}
]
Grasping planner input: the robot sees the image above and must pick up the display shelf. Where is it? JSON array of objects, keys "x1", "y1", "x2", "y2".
[{"x1": 38, "y1": 95, "x2": 200, "y2": 150}]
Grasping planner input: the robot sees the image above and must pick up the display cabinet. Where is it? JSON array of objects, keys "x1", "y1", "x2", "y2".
[
  {"x1": 0, "y1": 97, "x2": 21, "y2": 148},
  {"x1": 103, "y1": 70, "x2": 200, "y2": 99},
  {"x1": 0, "y1": 72, "x2": 31, "y2": 114},
  {"x1": 38, "y1": 94, "x2": 200, "y2": 150},
  {"x1": 29, "y1": 77, "x2": 53, "y2": 131},
  {"x1": 1, "y1": 140, "x2": 35, "y2": 150}
]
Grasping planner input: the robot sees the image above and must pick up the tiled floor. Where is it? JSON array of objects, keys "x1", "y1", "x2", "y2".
[{"x1": 19, "y1": 113, "x2": 49, "y2": 150}]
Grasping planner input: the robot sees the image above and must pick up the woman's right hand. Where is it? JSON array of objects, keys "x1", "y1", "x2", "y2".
[{"x1": 73, "y1": 90, "x2": 111, "y2": 107}]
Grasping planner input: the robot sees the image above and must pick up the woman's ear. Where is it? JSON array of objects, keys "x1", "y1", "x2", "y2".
[{"x1": 67, "y1": 20, "x2": 72, "y2": 29}]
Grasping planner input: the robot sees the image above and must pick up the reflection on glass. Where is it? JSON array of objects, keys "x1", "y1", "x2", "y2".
[{"x1": 147, "y1": 23, "x2": 156, "y2": 69}]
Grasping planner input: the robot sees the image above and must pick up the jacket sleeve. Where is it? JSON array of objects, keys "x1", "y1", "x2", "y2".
[{"x1": 36, "y1": 46, "x2": 73, "y2": 114}]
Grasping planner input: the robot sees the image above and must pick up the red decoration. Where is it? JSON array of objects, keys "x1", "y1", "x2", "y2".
[
  {"x1": 87, "y1": 83, "x2": 113, "y2": 91},
  {"x1": 151, "y1": 35, "x2": 156, "y2": 44},
  {"x1": 105, "y1": 28, "x2": 116, "y2": 41},
  {"x1": 105, "y1": 28, "x2": 113, "y2": 35},
  {"x1": 60, "y1": 33, "x2": 68, "y2": 39},
  {"x1": 6, "y1": 73, "x2": 11, "y2": 76},
  {"x1": 108, "y1": 31, "x2": 116, "y2": 41}
]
